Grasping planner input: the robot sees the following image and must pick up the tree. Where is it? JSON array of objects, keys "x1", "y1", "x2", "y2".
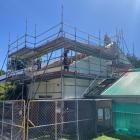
[
  {"x1": 0, "y1": 83, "x2": 14, "y2": 100},
  {"x1": 127, "y1": 54, "x2": 140, "y2": 68},
  {"x1": 0, "y1": 81, "x2": 27, "y2": 100},
  {"x1": 4, "y1": 82, "x2": 27, "y2": 100},
  {"x1": 0, "y1": 70, "x2": 5, "y2": 76}
]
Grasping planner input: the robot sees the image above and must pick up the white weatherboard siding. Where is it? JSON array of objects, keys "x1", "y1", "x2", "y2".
[
  {"x1": 69, "y1": 56, "x2": 110, "y2": 77},
  {"x1": 28, "y1": 78, "x2": 91, "y2": 99},
  {"x1": 28, "y1": 78, "x2": 61, "y2": 99},
  {"x1": 63, "y1": 78, "x2": 90, "y2": 98}
]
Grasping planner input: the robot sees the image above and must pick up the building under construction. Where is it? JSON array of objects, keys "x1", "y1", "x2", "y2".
[
  {"x1": 0, "y1": 22, "x2": 134, "y2": 140},
  {"x1": 1, "y1": 22, "x2": 132, "y2": 100}
]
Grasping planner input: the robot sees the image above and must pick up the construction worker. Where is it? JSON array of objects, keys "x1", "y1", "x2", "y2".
[
  {"x1": 63, "y1": 49, "x2": 69, "y2": 71},
  {"x1": 37, "y1": 56, "x2": 42, "y2": 70}
]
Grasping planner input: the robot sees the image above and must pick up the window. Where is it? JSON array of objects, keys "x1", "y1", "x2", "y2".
[
  {"x1": 98, "y1": 108, "x2": 103, "y2": 121},
  {"x1": 105, "y1": 108, "x2": 110, "y2": 120}
]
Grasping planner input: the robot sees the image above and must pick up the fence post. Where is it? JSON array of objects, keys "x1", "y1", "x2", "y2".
[
  {"x1": 55, "y1": 101, "x2": 57, "y2": 140},
  {"x1": 11, "y1": 102, "x2": 14, "y2": 140},
  {"x1": 76, "y1": 100, "x2": 79, "y2": 140},
  {"x1": 23, "y1": 101, "x2": 26, "y2": 140},
  {"x1": 60, "y1": 100, "x2": 64, "y2": 137},
  {"x1": 26, "y1": 101, "x2": 29, "y2": 140},
  {"x1": 1, "y1": 101, "x2": 4, "y2": 138}
]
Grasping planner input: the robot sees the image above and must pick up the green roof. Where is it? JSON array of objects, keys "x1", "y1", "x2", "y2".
[{"x1": 102, "y1": 71, "x2": 140, "y2": 95}]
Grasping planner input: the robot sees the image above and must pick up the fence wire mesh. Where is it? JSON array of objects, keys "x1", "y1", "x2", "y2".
[
  {"x1": 27, "y1": 99, "x2": 94, "y2": 140},
  {"x1": 113, "y1": 102, "x2": 140, "y2": 136},
  {"x1": 0, "y1": 100, "x2": 25, "y2": 140},
  {"x1": 0, "y1": 99, "x2": 113, "y2": 139}
]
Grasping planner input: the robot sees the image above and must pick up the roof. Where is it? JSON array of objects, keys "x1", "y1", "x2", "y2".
[{"x1": 102, "y1": 69, "x2": 140, "y2": 96}]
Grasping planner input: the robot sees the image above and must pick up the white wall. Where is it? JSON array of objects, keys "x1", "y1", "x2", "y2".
[
  {"x1": 63, "y1": 78, "x2": 90, "y2": 99},
  {"x1": 28, "y1": 77, "x2": 92, "y2": 99},
  {"x1": 28, "y1": 78, "x2": 62, "y2": 99},
  {"x1": 69, "y1": 56, "x2": 111, "y2": 77}
]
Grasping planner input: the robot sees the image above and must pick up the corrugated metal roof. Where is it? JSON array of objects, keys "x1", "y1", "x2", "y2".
[{"x1": 102, "y1": 69, "x2": 140, "y2": 95}]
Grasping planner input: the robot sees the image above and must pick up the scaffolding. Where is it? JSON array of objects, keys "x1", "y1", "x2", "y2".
[{"x1": 1, "y1": 22, "x2": 132, "y2": 100}]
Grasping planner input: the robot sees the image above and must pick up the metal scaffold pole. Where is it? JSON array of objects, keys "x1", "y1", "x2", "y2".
[
  {"x1": 61, "y1": 4, "x2": 64, "y2": 35},
  {"x1": 32, "y1": 24, "x2": 37, "y2": 100},
  {"x1": 74, "y1": 27, "x2": 79, "y2": 140},
  {"x1": 5, "y1": 32, "x2": 11, "y2": 84}
]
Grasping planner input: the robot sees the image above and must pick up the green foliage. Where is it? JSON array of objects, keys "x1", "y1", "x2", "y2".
[
  {"x1": 0, "y1": 82, "x2": 15, "y2": 100},
  {"x1": 127, "y1": 54, "x2": 140, "y2": 68},
  {"x1": 0, "y1": 81, "x2": 27, "y2": 100},
  {"x1": 0, "y1": 70, "x2": 5, "y2": 76},
  {"x1": 108, "y1": 133, "x2": 140, "y2": 140},
  {"x1": 93, "y1": 134, "x2": 139, "y2": 140},
  {"x1": 4, "y1": 83, "x2": 16, "y2": 100},
  {"x1": 93, "y1": 135, "x2": 118, "y2": 140},
  {"x1": 59, "y1": 139, "x2": 69, "y2": 140},
  {"x1": 5, "y1": 82, "x2": 27, "y2": 100}
]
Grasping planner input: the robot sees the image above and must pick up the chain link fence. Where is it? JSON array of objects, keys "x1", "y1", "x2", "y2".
[
  {"x1": 0, "y1": 99, "x2": 98, "y2": 140},
  {"x1": 0, "y1": 100, "x2": 25, "y2": 140},
  {"x1": 27, "y1": 99, "x2": 94, "y2": 140},
  {"x1": 112, "y1": 102, "x2": 140, "y2": 136}
]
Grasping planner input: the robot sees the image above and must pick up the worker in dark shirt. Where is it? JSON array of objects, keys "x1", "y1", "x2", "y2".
[{"x1": 63, "y1": 49, "x2": 69, "y2": 71}]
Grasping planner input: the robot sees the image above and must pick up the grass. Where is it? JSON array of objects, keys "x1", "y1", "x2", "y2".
[
  {"x1": 93, "y1": 135, "x2": 119, "y2": 140},
  {"x1": 30, "y1": 134, "x2": 140, "y2": 140},
  {"x1": 59, "y1": 138, "x2": 68, "y2": 140},
  {"x1": 108, "y1": 133, "x2": 140, "y2": 140},
  {"x1": 93, "y1": 133, "x2": 140, "y2": 140}
]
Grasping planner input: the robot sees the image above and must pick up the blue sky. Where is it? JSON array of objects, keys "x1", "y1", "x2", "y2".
[{"x1": 0, "y1": 0, "x2": 140, "y2": 68}]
